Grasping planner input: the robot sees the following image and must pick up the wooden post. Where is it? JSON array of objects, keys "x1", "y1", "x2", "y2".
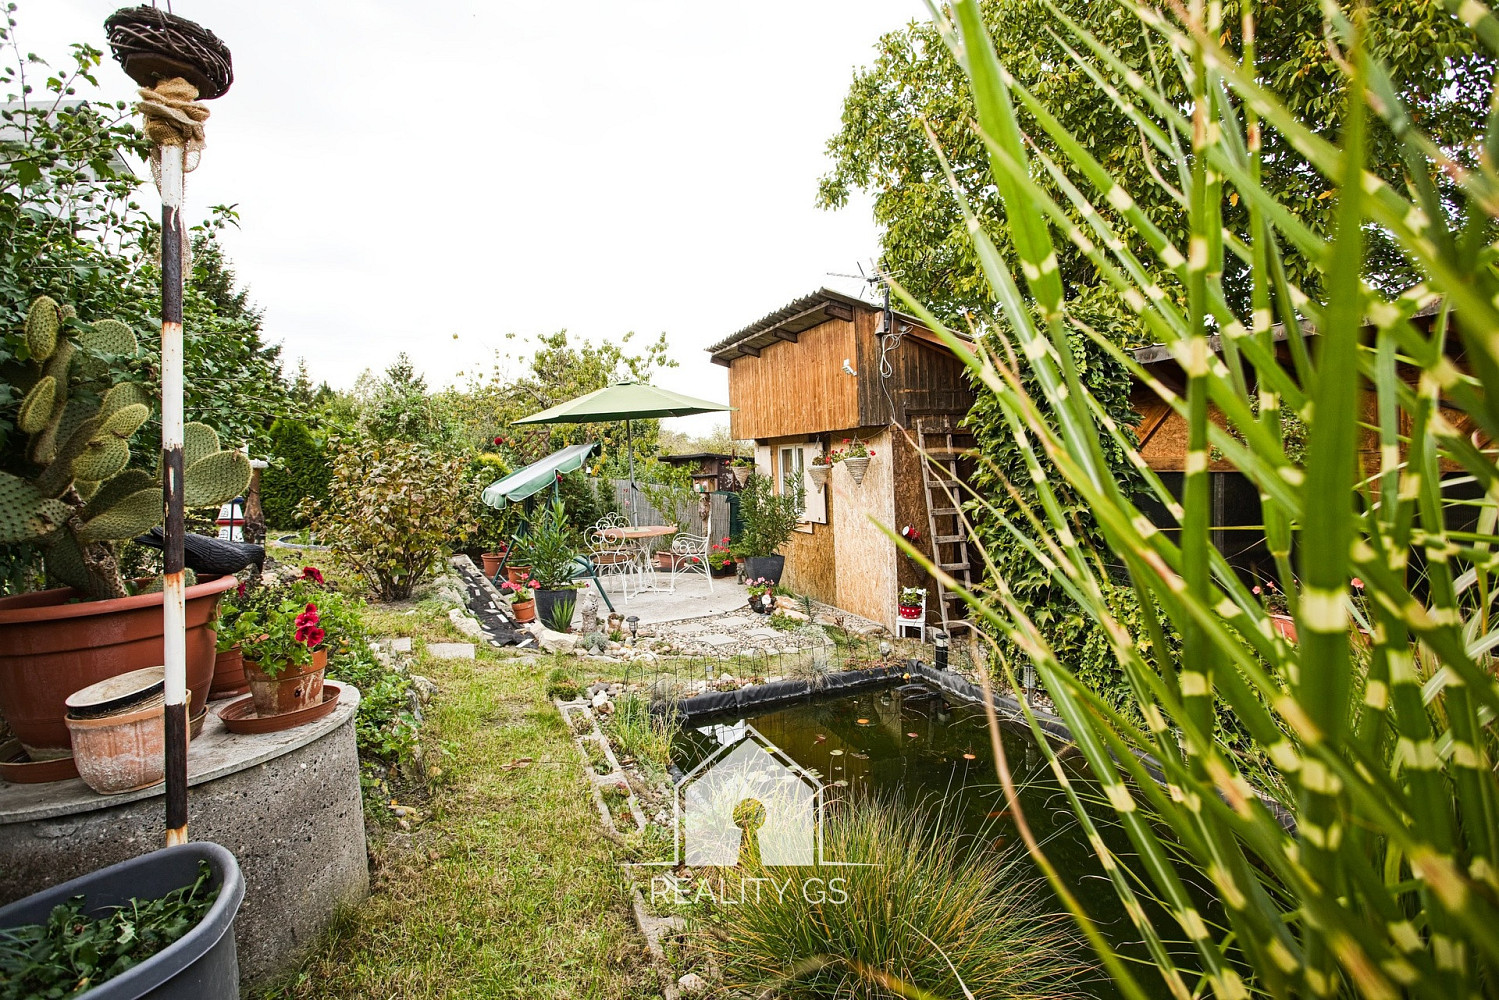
[{"x1": 157, "y1": 138, "x2": 190, "y2": 846}]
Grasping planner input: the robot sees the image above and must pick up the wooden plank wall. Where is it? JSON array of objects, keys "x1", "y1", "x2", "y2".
[
  {"x1": 727, "y1": 318, "x2": 858, "y2": 440},
  {"x1": 855, "y1": 317, "x2": 977, "y2": 427}
]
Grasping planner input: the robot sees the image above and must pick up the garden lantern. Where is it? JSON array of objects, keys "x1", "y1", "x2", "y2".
[
  {"x1": 626, "y1": 615, "x2": 639, "y2": 644},
  {"x1": 103, "y1": 3, "x2": 233, "y2": 847},
  {"x1": 932, "y1": 629, "x2": 948, "y2": 672}
]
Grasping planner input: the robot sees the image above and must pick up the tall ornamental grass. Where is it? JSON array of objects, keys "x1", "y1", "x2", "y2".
[
  {"x1": 899, "y1": 1, "x2": 1499, "y2": 996},
  {"x1": 706, "y1": 799, "x2": 1091, "y2": 999}
]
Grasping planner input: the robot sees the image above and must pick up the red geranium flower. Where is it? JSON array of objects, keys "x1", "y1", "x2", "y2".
[
  {"x1": 236, "y1": 582, "x2": 247, "y2": 598},
  {"x1": 302, "y1": 566, "x2": 325, "y2": 585}
]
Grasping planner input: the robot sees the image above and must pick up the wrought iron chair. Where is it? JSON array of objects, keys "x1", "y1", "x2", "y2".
[
  {"x1": 588, "y1": 518, "x2": 636, "y2": 599},
  {"x1": 669, "y1": 533, "x2": 713, "y2": 592}
]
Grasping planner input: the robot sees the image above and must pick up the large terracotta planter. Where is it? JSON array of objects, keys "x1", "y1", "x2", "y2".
[
  {"x1": 244, "y1": 647, "x2": 327, "y2": 718},
  {"x1": 0, "y1": 574, "x2": 234, "y2": 757},
  {"x1": 210, "y1": 645, "x2": 250, "y2": 699},
  {"x1": 481, "y1": 551, "x2": 507, "y2": 579}
]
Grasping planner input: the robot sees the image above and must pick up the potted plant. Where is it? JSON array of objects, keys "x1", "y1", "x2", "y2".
[
  {"x1": 234, "y1": 579, "x2": 336, "y2": 718},
  {"x1": 746, "y1": 578, "x2": 777, "y2": 615},
  {"x1": 501, "y1": 577, "x2": 537, "y2": 623},
  {"x1": 0, "y1": 841, "x2": 244, "y2": 999},
  {"x1": 708, "y1": 537, "x2": 736, "y2": 576},
  {"x1": 1254, "y1": 579, "x2": 1295, "y2": 642},
  {"x1": 514, "y1": 498, "x2": 580, "y2": 626},
  {"x1": 545, "y1": 594, "x2": 577, "y2": 633},
  {"x1": 899, "y1": 586, "x2": 927, "y2": 620},
  {"x1": 833, "y1": 436, "x2": 875, "y2": 485},
  {"x1": 0, "y1": 296, "x2": 252, "y2": 757},
  {"x1": 736, "y1": 472, "x2": 803, "y2": 585},
  {"x1": 210, "y1": 588, "x2": 253, "y2": 699},
  {"x1": 729, "y1": 454, "x2": 756, "y2": 487},
  {"x1": 808, "y1": 451, "x2": 833, "y2": 489}
]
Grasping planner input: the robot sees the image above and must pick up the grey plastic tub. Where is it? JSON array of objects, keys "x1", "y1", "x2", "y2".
[{"x1": 0, "y1": 841, "x2": 244, "y2": 999}]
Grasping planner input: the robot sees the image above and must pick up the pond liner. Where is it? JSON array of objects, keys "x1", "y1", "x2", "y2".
[{"x1": 653, "y1": 665, "x2": 903, "y2": 720}]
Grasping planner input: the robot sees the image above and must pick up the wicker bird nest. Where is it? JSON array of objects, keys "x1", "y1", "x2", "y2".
[{"x1": 104, "y1": 5, "x2": 233, "y2": 100}]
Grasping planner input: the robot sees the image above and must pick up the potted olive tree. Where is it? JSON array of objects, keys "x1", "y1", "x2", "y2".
[
  {"x1": 736, "y1": 472, "x2": 803, "y2": 585},
  {"x1": 0, "y1": 296, "x2": 252, "y2": 757},
  {"x1": 513, "y1": 498, "x2": 580, "y2": 626}
]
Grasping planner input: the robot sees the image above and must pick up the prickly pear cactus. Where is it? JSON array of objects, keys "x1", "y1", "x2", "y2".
[{"x1": 1, "y1": 296, "x2": 252, "y2": 599}]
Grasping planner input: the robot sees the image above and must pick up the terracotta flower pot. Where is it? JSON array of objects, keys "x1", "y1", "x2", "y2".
[
  {"x1": 1269, "y1": 613, "x2": 1297, "y2": 643},
  {"x1": 512, "y1": 598, "x2": 536, "y2": 623},
  {"x1": 210, "y1": 645, "x2": 249, "y2": 699},
  {"x1": 66, "y1": 700, "x2": 165, "y2": 795},
  {"x1": 244, "y1": 647, "x2": 327, "y2": 718},
  {"x1": 481, "y1": 552, "x2": 506, "y2": 579},
  {"x1": 506, "y1": 564, "x2": 533, "y2": 585},
  {"x1": 0, "y1": 574, "x2": 234, "y2": 758}
]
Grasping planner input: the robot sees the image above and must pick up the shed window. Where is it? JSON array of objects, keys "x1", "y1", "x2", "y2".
[{"x1": 777, "y1": 444, "x2": 827, "y2": 526}]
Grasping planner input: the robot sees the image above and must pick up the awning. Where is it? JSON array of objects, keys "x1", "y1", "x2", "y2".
[{"x1": 480, "y1": 442, "x2": 597, "y2": 508}]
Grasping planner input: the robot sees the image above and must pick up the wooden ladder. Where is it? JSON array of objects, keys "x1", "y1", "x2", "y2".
[{"x1": 913, "y1": 414, "x2": 975, "y2": 636}]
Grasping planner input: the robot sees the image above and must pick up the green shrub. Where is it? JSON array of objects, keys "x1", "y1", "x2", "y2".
[
  {"x1": 309, "y1": 438, "x2": 468, "y2": 600},
  {"x1": 261, "y1": 418, "x2": 330, "y2": 529},
  {"x1": 708, "y1": 800, "x2": 1090, "y2": 998},
  {"x1": 737, "y1": 472, "x2": 802, "y2": 558},
  {"x1": 546, "y1": 665, "x2": 581, "y2": 702}
]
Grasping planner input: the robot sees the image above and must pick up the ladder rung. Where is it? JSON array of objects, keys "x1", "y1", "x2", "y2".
[
  {"x1": 928, "y1": 479, "x2": 961, "y2": 489},
  {"x1": 938, "y1": 561, "x2": 971, "y2": 572},
  {"x1": 934, "y1": 534, "x2": 965, "y2": 544},
  {"x1": 929, "y1": 507, "x2": 960, "y2": 516}
]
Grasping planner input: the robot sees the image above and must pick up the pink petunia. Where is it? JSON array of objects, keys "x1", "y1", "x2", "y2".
[
  {"x1": 1351, "y1": 578, "x2": 1364, "y2": 590},
  {"x1": 1252, "y1": 585, "x2": 1262, "y2": 595}
]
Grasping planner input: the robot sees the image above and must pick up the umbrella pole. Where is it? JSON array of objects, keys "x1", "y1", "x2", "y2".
[{"x1": 627, "y1": 420, "x2": 637, "y2": 526}]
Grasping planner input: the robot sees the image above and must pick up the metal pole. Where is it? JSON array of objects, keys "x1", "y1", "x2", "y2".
[
  {"x1": 626, "y1": 420, "x2": 637, "y2": 526},
  {"x1": 159, "y1": 141, "x2": 190, "y2": 847}
]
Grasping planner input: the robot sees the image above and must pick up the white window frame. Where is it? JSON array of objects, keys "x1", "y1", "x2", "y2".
[{"x1": 777, "y1": 443, "x2": 827, "y2": 526}]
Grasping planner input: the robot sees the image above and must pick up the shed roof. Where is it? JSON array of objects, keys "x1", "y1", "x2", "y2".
[{"x1": 708, "y1": 288, "x2": 887, "y2": 366}]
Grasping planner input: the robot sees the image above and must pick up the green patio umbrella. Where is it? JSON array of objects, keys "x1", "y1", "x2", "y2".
[{"x1": 511, "y1": 379, "x2": 732, "y2": 488}]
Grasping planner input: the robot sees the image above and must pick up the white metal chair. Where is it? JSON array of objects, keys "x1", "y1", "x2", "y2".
[
  {"x1": 588, "y1": 518, "x2": 636, "y2": 599},
  {"x1": 669, "y1": 533, "x2": 713, "y2": 592}
]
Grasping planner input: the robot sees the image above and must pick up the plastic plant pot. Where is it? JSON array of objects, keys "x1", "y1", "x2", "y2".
[{"x1": 0, "y1": 841, "x2": 245, "y2": 999}]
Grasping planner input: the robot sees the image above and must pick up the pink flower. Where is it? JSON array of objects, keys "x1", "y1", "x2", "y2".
[
  {"x1": 1252, "y1": 585, "x2": 1262, "y2": 595},
  {"x1": 1351, "y1": 577, "x2": 1364, "y2": 590}
]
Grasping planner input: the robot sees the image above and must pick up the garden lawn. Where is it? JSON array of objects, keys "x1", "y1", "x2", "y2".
[{"x1": 260, "y1": 603, "x2": 656, "y2": 1000}]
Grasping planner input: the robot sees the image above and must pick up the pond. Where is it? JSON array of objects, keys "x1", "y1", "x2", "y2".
[{"x1": 672, "y1": 681, "x2": 1205, "y2": 999}]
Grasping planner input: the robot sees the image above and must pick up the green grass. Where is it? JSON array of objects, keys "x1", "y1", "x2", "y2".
[{"x1": 259, "y1": 606, "x2": 655, "y2": 1000}]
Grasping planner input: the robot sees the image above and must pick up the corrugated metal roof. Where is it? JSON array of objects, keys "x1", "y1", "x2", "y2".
[{"x1": 706, "y1": 287, "x2": 877, "y2": 365}]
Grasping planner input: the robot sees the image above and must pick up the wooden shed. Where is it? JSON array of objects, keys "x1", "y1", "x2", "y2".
[{"x1": 708, "y1": 288, "x2": 977, "y2": 631}]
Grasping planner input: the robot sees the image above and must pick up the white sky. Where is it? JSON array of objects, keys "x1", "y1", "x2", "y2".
[{"x1": 27, "y1": 0, "x2": 925, "y2": 438}]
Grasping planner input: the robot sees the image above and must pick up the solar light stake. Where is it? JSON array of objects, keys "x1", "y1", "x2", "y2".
[
  {"x1": 105, "y1": 4, "x2": 233, "y2": 847},
  {"x1": 626, "y1": 615, "x2": 640, "y2": 645},
  {"x1": 932, "y1": 629, "x2": 948, "y2": 672}
]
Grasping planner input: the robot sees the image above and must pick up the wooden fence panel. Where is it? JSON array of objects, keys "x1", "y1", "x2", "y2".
[{"x1": 609, "y1": 480, "x2": 729, "y2": 542}]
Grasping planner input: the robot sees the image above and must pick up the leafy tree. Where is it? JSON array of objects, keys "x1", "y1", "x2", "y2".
[
  {"x1": 0, "y1": 19, "x2": 293, "y2": 458},
  {"x1": 260, "y1": 418, "x2": 332, "y2": 529},
  {"x1": 352, "y1": 353, "x2": 461, "y2": 447},
  {"x1": 819, "y1": 0, "x2": 1492, "y2": 322}
]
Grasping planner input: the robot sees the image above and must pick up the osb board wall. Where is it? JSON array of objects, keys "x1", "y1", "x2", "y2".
[
  {"x1": 890, "y1": 427, "x2": 936, "y2": 599},
  {"x1": 830, "y1": 426, "x2": 899, "y2": 627},
  {"x1": 766, "y1": 440, "x2": 837, "y2": 604},
  {"x1": 728, "y1": 318, "x2": 859, "y2": 440}
]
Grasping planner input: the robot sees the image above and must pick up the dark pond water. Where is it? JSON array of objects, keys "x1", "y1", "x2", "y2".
[{"x1": 672, "y1": 681, "x2": 1201, "y2": 999}]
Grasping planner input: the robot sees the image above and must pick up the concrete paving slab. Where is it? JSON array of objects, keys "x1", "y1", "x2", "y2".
[
  {"x1": 603, "y1": 574, "x2": 746, "y2": 626},
  {"x1": 390, "y1": 637, "x2": 412, "y2": 653},
  {"x1": 427, "y1": 642, "x2": 475, "y2": 660}
]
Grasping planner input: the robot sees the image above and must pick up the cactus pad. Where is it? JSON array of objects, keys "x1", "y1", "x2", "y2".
[
  {"x1": 77, "y1": 487, "x2": 162, "y2": 542},
  {"x1": 183, "y1": 422, "x2": 222, "y2": 467},
  {"x1": 79, "y1": 469, "x2": 157, "y2": 524},
  {"x1": 184, "y1": 450, "x2": 251, "y2": 508},
  {"x1": 79, "y1": 319, "x2": 138, "y2": 356},
  {"x1": 0, "y1": 472, "x2": 71, "y2": 545},
  {"x1": 24, "y1": 296, "x2": 60, "y2": 361},
  {"x1": 100, "y1": 402, "x2": 150, "y2": 439},
  {"x1": 17, "y1": 377, "x2": 56, "y2": 435},
  {"x1": 72, "y1": 436, "x2": 130, "y2": 483},
  {"x1": 100, "y1": 383, "x2": 150, "y2": 418}
]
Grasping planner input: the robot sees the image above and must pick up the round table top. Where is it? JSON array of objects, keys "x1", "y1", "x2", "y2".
[{"x1": 600, "y1": 524, "x2": 678, "y2": 540}]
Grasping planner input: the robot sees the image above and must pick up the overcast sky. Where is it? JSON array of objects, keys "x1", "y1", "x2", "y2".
[{"x1": 27, "y1": 1, "x2": 925, "y2": 437}]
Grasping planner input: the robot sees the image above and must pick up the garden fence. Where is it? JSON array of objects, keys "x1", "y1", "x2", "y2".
[{"x1": 609, "y1": 479, "x2": 730, "y2": 542}]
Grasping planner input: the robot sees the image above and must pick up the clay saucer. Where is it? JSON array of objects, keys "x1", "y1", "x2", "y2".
[
  {"x1": 216, "y1": 683, "x2": 342, "y2": 735},
  {"x1": 66, "y1": 666, "x2": 165, "y2": 720},
  {"x1": 0, "y1": 739, "x2": 79, "y2": 784}
]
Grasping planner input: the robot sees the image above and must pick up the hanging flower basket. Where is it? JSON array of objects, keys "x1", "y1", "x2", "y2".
[
  {"x1": 842, "y1": 455, "x2": 871, "y2": 485},
  {"x1": 808, "y1": 464, "x2": 831, "y2": 488}
]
